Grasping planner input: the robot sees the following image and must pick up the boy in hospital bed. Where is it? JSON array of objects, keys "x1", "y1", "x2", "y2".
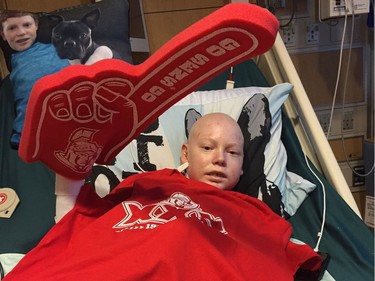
[{"x1": 3, "y1": 112, "x2": 322, "y2": 280}]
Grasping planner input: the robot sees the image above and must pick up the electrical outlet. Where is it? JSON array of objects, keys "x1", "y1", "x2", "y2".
[
  {"x1": 340, "y1": 160, "x2": 366, "y2": 192},
  {"x1": 320, "y1": 0, "x2": 370, "y2": 20},
  {"x1": 352, "y1": 165, "x2": 365, "y2": 186},
  {"x1": 317, "y1": 112, "x2": 330, "y2": 132},
  {"x1": 280, "y1": 25, "x2": 296, "y2": 47},
  {"x1": 306, "y1": 23, "x2": 319, "y2": 44},
  {"x1": 342, "y1": 111, "x2": 354, "y2": 131}
]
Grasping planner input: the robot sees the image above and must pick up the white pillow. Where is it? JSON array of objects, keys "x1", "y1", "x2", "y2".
[{"x1": 117, "y1": 83, "x2": 290, "y2": 173}]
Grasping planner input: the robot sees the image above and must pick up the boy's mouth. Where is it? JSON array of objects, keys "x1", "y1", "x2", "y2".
[
  {"x1": 16, "y1": 38, "x2": 30, "y2": 44},
  {"x1": 206, "y1": 171, "x2": 226, "y2": 180}
]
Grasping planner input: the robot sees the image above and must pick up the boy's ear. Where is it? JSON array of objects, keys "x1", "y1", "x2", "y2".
[
  {"x1": 0, "y1": 32, "x2": 6, "y2": 41},
  {"x1": 181, "y1": 144, "x2": 188, "y2": 163}
]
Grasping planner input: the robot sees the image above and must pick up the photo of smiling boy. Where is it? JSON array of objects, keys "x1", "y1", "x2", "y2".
[{"x1": 0, "y1": 10, "x2": 69, "y2": 149}]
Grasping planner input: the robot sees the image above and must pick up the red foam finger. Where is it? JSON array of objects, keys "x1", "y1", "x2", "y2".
[{"x1": 19, "y1": 3, "x2": 279, "y2": 179}]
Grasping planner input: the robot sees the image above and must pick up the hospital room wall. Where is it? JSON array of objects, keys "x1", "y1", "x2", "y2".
[{"x1": 273, "y1": 0, "x2": 373, "y2": 218}]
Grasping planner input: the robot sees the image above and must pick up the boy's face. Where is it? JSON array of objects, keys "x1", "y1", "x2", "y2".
[
  {"x1": 1, "y1": 15, "x2": 38, "y2": 51},
  {"x1": 181, "y1": 114, "x2": 244, "y2": 191}
]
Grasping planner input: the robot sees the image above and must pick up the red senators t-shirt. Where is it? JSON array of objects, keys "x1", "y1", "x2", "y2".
[{"x1": 5, "y1": 169, "x2": 321, "y2": 281}]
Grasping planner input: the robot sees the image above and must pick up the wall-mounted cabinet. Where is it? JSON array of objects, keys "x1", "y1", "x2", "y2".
[{"x1": 141, "y1": 0, "x2": 229, "y2": 54}]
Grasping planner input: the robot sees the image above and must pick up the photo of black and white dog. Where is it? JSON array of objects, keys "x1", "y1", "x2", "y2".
[{"x1": 48, "y1": 8, "x2": 118, "y2": 65}]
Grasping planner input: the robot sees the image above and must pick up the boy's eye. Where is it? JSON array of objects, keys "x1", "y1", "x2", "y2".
[
  {"x1": 80, "y1": 33, "x2": 88, "y2": 39},
  {"x1": 21, "y1": 22, "x2": 34, "y2": 29},
  {"x1": 228, "y1": 150, "x2": 242, "y2": 156},
  {"x1": 6, "y1": 25, "x2": 16, "y2": 31}
]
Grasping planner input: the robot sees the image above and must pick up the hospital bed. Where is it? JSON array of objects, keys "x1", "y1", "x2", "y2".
[{"x1": 0, "y1": 1, "x2": 373, "y2": 280}]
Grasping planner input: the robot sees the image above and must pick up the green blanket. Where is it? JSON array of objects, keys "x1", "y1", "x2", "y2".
[{"x1": 0, "y1": 76, "x2": 55, "y2": 254}]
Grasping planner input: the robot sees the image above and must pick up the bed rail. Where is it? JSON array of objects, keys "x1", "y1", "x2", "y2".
[{"x1": 258, "y1": 33, "x2": 362, "y2": 218}]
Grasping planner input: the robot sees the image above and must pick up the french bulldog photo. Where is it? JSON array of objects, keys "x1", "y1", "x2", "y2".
[{"x1": 48, "y1": 9, "x2": 116, "y2": 65}]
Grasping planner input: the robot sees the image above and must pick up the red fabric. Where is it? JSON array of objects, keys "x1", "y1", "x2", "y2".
[
  {"x1": 18, "y1": 3, "x2": 279, "y2": 179},
  {"x1": 5, "y1": 169, "x2": 321, "y2": 281}
]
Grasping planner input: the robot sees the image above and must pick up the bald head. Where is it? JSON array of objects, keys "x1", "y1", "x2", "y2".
[{"x1": 188, "y1": 113, "x2": 243, "y2": 145}]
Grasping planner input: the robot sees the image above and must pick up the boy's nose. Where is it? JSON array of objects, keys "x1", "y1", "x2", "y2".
[
  {"x1": 17, "y1": 27, "x2": 26, "y2": 35},
  {"x1": 213, "y1": 150, "x2": 225, "y2": 166}
]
